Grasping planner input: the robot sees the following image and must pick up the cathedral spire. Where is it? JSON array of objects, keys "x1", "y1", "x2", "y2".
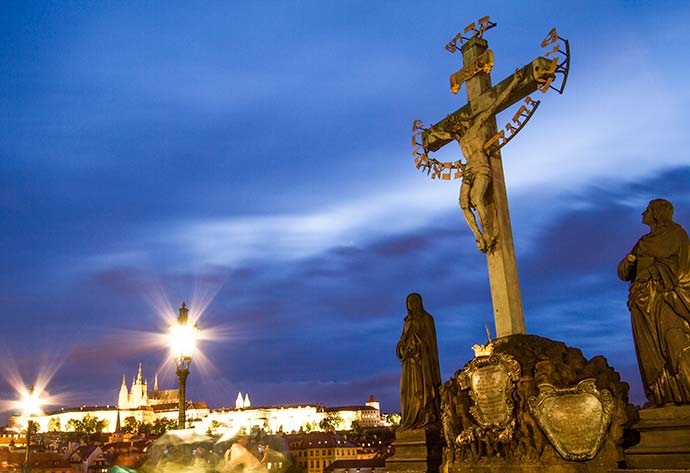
[
  {"x1": 136, "y1": 362, "x2": 143, "y2": 384},
  {"x1": 236, "y1": 392, "x2": 244, "y2": 409},
  {"x1": 118, "y1": 374, "x2": 130, "y2": 409},
  {"x1": 154, "y1": 373, "x2": 159, "y2": 393}
]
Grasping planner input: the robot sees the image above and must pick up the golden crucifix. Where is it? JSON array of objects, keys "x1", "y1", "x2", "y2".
[{"x1": 412, "y1": 17, "x2": 569, "y2": 336}]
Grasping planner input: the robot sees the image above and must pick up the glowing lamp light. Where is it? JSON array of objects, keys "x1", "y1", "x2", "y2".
[
  {"x1": 21, "y1": 388, "x2": 43, "y2": 419},
  {"x1": 169, "y1": 322, "x2": 198, "y2": 360},
  {"x1": 169, "y1": 302, "x2": 200, "y2": 429}
]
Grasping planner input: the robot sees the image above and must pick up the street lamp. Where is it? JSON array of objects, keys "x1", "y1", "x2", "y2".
[
  {"x1": 21, "y1": 386, "x2": 42, "y2": 473},
  {"x1": 169, "y1": 302, "x2": 199, "y2": 429}
]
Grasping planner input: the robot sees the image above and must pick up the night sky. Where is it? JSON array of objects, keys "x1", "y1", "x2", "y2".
[{"x1": 2, "y1": 1, "x2": 690, "y2": 422}]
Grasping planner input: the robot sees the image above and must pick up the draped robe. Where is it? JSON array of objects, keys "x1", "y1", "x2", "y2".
[
  {"x1": 396, "y1": 293, "x2": 442, "y2": 430},
  {"x1": 618, "y1": 221, "x2": 690, "y2": 405}
]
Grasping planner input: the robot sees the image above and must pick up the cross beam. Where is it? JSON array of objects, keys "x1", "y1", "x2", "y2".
[
  {"x1": 421, "y1": 37, "x2": 554, "y2": 337},
  {"x1": 423, "y1": 54, "x2": 554, "y2": 152}
]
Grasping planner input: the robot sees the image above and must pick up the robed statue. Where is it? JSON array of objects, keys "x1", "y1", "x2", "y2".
[
  {"x1": 618, "y1": 199, "x2": 690, "y2": 405},
  {"x1": 396, "y1": 293, "x2": 442, "y2": 430}
]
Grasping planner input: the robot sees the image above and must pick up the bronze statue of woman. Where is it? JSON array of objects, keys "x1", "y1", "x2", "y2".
[
  {"x1": 618, "y1": 199, "x2": 690, "y2": 405},
  {"x1": 396, "y1": 293, "x2": 442, "y2": 430}
]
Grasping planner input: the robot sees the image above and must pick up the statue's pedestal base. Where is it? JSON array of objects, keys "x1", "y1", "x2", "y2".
[
  {"x1": 624, "y1": 405, "x2": 690, "y2": 469},
  {"x1": 439, "y1": 335, "x2": 630, "y2": 473},
  {"x1": 386, "y1": 429, "x2": 443, "y2": 473}
]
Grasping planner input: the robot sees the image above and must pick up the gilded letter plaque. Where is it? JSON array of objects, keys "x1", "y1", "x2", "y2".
[{"x1": 528, "y1": 379, "x2": 615, "y2": 461}]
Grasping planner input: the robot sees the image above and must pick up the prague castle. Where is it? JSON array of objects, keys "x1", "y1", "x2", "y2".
[
  {"x1": 8, "y1": 364, "x2": 384, "y2": 435},
  {"x1": 117, "y1": 363, "x2": 178, "y2": 410}
]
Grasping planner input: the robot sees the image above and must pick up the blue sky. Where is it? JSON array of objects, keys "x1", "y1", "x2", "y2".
[{"x1": 2, "y1": 1, "x2": 690, "y2": 420}]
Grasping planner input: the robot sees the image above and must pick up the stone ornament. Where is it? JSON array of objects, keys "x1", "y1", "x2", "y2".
[
  {"x1": 528, "y1": 378, "x2": 615, "y2": 461},
  {"x1": 457, "y1": 351, "x2": 521, "y2": 430}
]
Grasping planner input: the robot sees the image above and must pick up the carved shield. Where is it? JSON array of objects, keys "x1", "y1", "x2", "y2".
[
  {"x1": 457, "y1": 353, "x2": 521, "y2": 429},
  {"x1": 528, "y1": 378, "x2": 615, "y2": 461}
]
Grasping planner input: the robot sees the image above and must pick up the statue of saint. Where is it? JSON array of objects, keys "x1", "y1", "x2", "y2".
[
  {"x1": 425, "y1": 70, "x2": 523, "y2": 253},
  {"x1": 618, "y1": 199, "x2": 690, "y2": 405},
  {"x1": 396, "y1": 293, "x2": 442, "y2": 430}
]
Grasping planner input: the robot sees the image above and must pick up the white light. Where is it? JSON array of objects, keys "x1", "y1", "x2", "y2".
[
  {"x1": 169, "y1": 323, "x2": 199, "y2": 359},
  {"x1": 21, "y1": 389, "x2": 43, "y2": 419}
]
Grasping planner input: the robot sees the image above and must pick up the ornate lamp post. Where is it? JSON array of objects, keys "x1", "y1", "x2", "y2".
[
  {"x1": 21, "y1": 386, "x2": 41, "y2": 473},
  {"x1": 169, "y1": 302, "x2": 199, "y2": 429}
]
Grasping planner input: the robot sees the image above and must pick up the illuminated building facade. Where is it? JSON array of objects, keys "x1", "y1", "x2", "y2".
[
  {"x1": 286, "y1": 432, "x2": 358, "y2": 473},
  {"x1": 6, "y1": 364, "x2": 383, "y2": 436}
]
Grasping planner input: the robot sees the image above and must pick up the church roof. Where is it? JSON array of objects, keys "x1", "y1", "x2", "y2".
[{"x1": 148, "y1": 389, "x2": 178, "y2": 401}]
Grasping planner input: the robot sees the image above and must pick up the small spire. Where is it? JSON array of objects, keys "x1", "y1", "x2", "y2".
[
  {"x1": 121, "y1": 374, "x2": 127, "y2": 387},
  {"x1": 137, "y1": 363, "x2": 143, "y2": 383},
  {"x1": 154, "y1": 373, "x2": 159, "y2": 392},
  {"x1": 115, "y1": 410, "x2": 122, "y2": 433},
  {"x1": 236, "y1": 392, "x2": 244, "y2": 409},
  {"x1": 178, "y1": 302, "x2": 189, "y2": 324}
]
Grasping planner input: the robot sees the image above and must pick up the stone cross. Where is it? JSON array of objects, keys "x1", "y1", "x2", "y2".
[{"x1": 420, "y1": 29, "x2": 564, "y2": 337}]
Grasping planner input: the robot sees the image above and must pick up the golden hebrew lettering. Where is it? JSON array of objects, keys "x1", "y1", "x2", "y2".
[
  {"x1": 445, "y1": 32, "x2": 463, "y2": 54},
  {"x1": 449, "y1": 50, "x2": 493, "y2": 94},
  {"x1": 464, "y1": 22, "x2": 476, "y2": 36},
  {"x1": 544, "y1": 44, "x2": 560, "y2": 57},
  {"x1": 412, "y1": 119, "x2": 424, "y2": 131},
  {"x1": 512, "y1": 105, "x2": 528, "y2": 124},
  {"x1": 505, "y1": 123, "x2": 517, "y2": 135},
  {"x1": 477, "y1": 16, "x2": 491, "y2": 35},
  {"x1": 524, "y1": 95, "x2": 537, "y2": 107},
  {"x1": 483, "y1": 130, "x2": 505, "y2": 151},
  {"x1": 541, "y1": 27, "x2": 558, "y2": 48},
  {"x1": 442, "y1": 173, "x2": 451, "y2": 180}
]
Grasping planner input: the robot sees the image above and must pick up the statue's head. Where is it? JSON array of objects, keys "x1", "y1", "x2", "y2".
[
  {"x1": 406, "y1": 292, "x2": 424, "y2": 313},
  {"x1": 643, "y1": 199, "x2": 674, "y2": 227},
  {"x1": 447, "y1": 113, "x2": 470, "y2": 133}
]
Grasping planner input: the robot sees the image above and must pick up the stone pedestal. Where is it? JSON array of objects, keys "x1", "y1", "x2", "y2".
[
  {"x1": 624, "y1": 405, "x2": 690, "y2": 469},
  {"x1": 386, "y1": 429, "x2": 443, "y2": 473}
]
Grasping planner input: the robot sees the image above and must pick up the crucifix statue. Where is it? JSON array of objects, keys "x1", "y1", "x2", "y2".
[{"x1": 412, "y1": 18, "x2": 569, "y2": 337}]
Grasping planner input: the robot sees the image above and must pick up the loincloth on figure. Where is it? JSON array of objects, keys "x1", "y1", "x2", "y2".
[{"x1": 462, "y1": 161, "x2": 491, "y2": 184}]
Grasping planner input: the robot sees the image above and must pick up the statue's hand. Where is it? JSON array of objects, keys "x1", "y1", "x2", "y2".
[
  {"x1": 626, "y1": 254, "x2": 636, "y2": 263},
  {"x1": 513, "y1": 69, "x2": 524, "y2": 82}
]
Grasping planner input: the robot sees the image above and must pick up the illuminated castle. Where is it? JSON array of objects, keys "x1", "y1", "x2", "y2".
[{"x1": 117, "y1": 363, "x2": 177, "y2": 409}]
